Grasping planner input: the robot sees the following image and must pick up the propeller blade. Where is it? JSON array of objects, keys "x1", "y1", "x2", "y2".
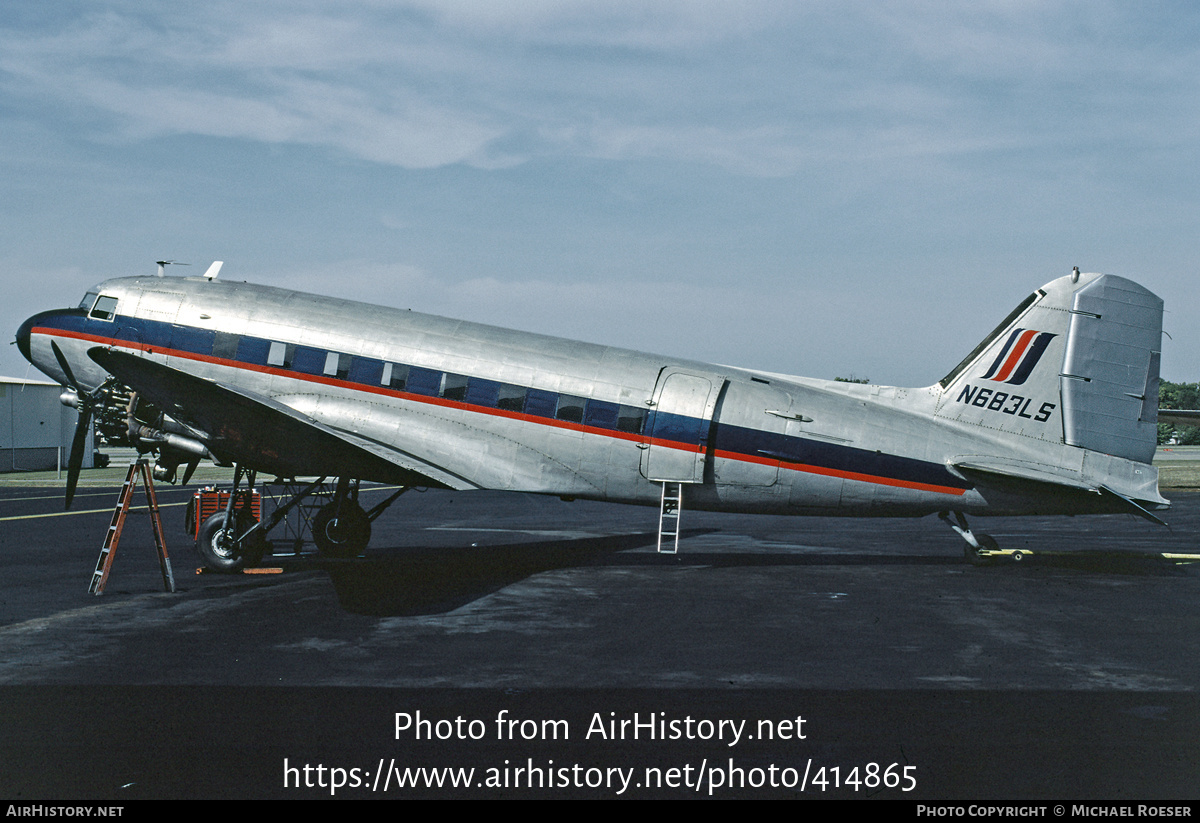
[
  {"x1": 64, "y1": 406, "x2": 92, "y2": 510},
  {"x1": 181, "y1": 457, "x2": 200, "y2": 486},
  {"x1": 50, "y1": 340, "x2": 79, "y2": 389}
]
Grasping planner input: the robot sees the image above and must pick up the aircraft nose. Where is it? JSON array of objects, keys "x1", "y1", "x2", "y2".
[{"x1": 15, "y1": 314, "x2": 34, "y2": 362}]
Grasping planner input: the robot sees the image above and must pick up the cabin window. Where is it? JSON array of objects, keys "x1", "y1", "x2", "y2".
[
  {"x1": 617, "y1": 406, "x2": 648, "y2": 434},
  {"x1": 584, "y1": 400, "x2": 620, "y2": 429},
  {"x1": 556, "y1": 395, "x2": 586, "y2": 424},
  {"x1": 440, "y1": 373, "x2": 469, "y2": 401},
  {"x1": 323, "y1": 352, "x2": 352, "y2": 379},
  {"x1": 89, "y1": 295, "x2": 119, "y2": 321},
  {"x1": 212, "y1": 332, "x2": 240, "y2": 360},
  {"x1": 267, "y1": 342, "x2": 290, "y2": 367},
  {"x1": 382, "y1": 362, "x2": 409, "y2": 390},
  {"x1": 497, "y1": 384, "x2": 526, "y2": 412}
]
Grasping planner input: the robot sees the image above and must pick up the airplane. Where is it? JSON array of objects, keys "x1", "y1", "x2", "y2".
[{"x1": 15, "y1": 263, "x2": 1169, "y2": 571}]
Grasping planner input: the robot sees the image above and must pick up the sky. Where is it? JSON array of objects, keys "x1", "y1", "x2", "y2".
[{"x1": 2, "y1": 1, "x2": 1199, "y2": 386}]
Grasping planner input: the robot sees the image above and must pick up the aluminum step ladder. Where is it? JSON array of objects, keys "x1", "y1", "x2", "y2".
[
  {"x1": 657, "y1": 482, "x2": 683, "y2": 554},
  {"x1": 89, "y1": 460, "x2": 175, "y2": 595}
]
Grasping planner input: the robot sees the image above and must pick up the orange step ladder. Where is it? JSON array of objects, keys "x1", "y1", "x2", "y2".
[{"x1": 88, "y1": 460, "x2": 176, "y2": 595}]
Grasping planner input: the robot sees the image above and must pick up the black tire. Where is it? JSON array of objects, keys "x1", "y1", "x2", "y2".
[
  {"x1": 196, "y1": 510, "x2": 266, "y2": 572},
  {"x1": 197, "y1": 511, "x2": 247, "y2": 572},
  {"x1": 311, "y1": 502, "x2": 371, "y2": 558}
]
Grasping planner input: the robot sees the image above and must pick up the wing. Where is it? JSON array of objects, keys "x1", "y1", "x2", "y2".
[{"x1": 88, "y1": 347, "x2": 471, "y2": 488}]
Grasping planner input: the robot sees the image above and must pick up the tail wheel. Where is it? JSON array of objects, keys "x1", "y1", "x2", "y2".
[{"x1": 312, "y1": 502, "x2": 371, "y2": 558}]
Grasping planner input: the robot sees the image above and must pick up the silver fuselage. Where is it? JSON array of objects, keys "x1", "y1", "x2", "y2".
[{"x1": 17, "y1": 274, "x2": 1162, "y2": 518}]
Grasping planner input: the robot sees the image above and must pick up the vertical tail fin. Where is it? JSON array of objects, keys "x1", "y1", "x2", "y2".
[{"x1": 936, "y1": 271, "x2": 1163, "y2": 464}]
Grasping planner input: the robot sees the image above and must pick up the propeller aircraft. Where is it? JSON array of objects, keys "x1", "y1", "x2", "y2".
[{"x1": 15, "y1": 263, "x2": 1168, "y2": 570}]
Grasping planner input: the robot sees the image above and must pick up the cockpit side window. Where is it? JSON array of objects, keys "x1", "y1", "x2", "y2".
[
  {"x1": 88, "y1": 295, "x2": 119, "y2": 321},
  {"x1": 78, "y1": 292, "x2": 99, "y2": 310}
]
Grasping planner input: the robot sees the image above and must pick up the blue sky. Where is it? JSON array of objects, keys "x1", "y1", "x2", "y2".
[{"x1": 3, "y1": 1, "x2": 1199, "y2": 386}]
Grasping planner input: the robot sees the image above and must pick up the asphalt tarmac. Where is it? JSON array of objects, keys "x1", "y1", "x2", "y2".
[{"x1": 1, "y1": 480, "x2": 1198, "y2": 800}]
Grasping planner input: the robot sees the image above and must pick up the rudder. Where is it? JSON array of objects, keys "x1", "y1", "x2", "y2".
[{"x1": 935, "y1": 271, "x2": 1163, "y2": 464}]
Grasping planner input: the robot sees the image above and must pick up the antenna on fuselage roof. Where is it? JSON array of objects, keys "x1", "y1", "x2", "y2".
[
  {"x1": 155, "y1": 260, "x2": 190, "y2": 277},
  {"x1": 203, "y1": 261, "x2": 223, "y2": 280}
]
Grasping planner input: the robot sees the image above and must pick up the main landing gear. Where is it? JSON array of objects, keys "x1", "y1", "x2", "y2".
[
  {"x1": 194, "y1": 465, "x2": 410, "y2": 572},
  {"x1": 939, "y1": 510, "x2": 1027, "y2": 566},
  {"x1": 310, "y1": 477, "x2": 372, "y2": 558}
]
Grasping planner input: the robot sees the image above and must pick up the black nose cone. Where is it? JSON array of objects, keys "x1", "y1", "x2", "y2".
[{"x1": 15, "y1": 314, "x2": 34, "y2": 362}]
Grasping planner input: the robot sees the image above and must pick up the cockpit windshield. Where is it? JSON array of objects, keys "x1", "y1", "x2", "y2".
[
  {"x1": 87, "y1": 295, "x2": 119, "y2": 321},
  {"x1": 78, "y1": 292, "x2": 98, "y2": 310}
]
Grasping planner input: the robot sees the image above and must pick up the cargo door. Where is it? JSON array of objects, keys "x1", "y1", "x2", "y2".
[{"x1": 640, "y1": 368, "x2": 725, "y2": 482}]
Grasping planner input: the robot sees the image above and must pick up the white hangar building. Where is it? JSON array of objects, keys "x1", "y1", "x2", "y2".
[{"x1": 0, "y1": 376, "x2": 94, "y2": 474}]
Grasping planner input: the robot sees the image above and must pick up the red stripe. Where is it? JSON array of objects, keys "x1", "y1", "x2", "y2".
[
  {"x1": 31, "y1": 327, "x2": 651, "y2": 443},
  {"x1": 35, "y1": 327, "x2": 962, "y2": 496},
  {"x1": 990, "y1": 329, "x2": 1038, "y2": 383},
  {"x1": 715, "y1": 449, "x2": 967, "y2": 496}
]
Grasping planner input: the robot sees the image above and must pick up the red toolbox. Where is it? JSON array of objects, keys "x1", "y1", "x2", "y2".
[{"x1": 187, "y1": 487, "x2": 262, "y2": 538}]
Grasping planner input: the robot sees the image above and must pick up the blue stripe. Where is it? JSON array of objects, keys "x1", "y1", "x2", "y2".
[{"x1": 34, "y1": 310, "x2": 968, "y2": 493}]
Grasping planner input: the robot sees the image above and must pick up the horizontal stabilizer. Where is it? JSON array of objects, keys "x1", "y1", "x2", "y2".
[
  {"x1": 1099, "y1": 485, "x2": 1169, "y2": 527},
  {"x1": 1158, "y1": 409, "x2": 1200, "y2": 427},
  {"x1": 952, "y1": 455, "x2": 1168, "y2": 525}
]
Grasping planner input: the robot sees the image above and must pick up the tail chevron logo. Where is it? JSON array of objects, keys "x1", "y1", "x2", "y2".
[{"x1": 980, "y1": 329, "x2": 1057, "y2": 386}]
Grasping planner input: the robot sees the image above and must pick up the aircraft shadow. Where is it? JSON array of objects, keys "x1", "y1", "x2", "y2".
[
  {"x1": 323, "y1": 530, "x2": 668, "y2": 615},
  {"x1": 319, "y1": 528, "x2": 1193, "y2": 616}
]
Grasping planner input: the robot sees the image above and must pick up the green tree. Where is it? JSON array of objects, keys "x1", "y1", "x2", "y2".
[{"x1": 1157, "y1": 380, "x2": 1200, "y2": 445}]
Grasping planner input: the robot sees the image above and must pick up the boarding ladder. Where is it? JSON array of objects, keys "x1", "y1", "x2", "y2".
[
  {"x1": 657, "y1": 482, "x2": 683, "y2": 554},
  {"x1": 88, "y1": 460, "x2": 175, "y2": 595}
]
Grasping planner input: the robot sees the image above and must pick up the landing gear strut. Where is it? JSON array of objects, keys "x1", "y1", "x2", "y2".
[
  {"x1": 311, "y1": 477, "x2": 371, "y2": 558},
  {"x1": 195, "y1": 463, "x2": 267, "y2": 572},
  {"x1": 193, "y1": 469, "x2": 411, "y2": 571},
  {"x1": 197, "y1": 509, "x2": 265, "y2": 572},
  {"x1": 939, "y1": 510, "x2": 1001, "y2": 566}
]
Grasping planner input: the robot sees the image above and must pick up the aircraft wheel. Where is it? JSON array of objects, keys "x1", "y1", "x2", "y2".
[
  {"x1": 312, "y1": 502, "x2": 371, "y2": 558},
  {"x1": 197, "y1": 512, "x2": 248, "y2": 573},
  {"x1": 1011, "y1": 550, "x2": 1025, "y2": 563}
]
